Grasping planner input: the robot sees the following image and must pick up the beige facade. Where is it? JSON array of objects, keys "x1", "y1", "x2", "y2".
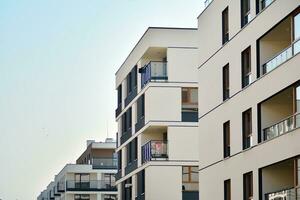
[
  {"x1": 197, "y1": 0, "x2": 300, "y2": 200},
  {"x1": 115, "y1": 27, "x2": 200, "y2": 200}
]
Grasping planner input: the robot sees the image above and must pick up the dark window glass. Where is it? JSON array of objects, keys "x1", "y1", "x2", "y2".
[
  {"x1": 222, "y1": 7, "x2": 229, "y2": 44},
  {"x1": 241, "y1": 0, "x2": 250, "y2": 27},
  {"x1": 223, "y1": 64, "x2": 230, "y2": 101},
  {"x1": 242, "y1": 108, "x2": 252, "y2": 149},
  {"x1": 117, "y1": 85, "x2": 122, "y2": 106},
  {"x1": 137, "y1": 95, "x2": 145, "y2": 119},
  {"x1": 242, "y1": 47, "x2": 251, "y2": 88},
  {"x1": 243, "y1": 172, "x2": 253, "y2": 200},
  {"x1": 223, "y1": 121, "x2": 230, "y2": 158},
  {"x1": 127, "y1": 72, "x2": 132, "y2": 95},
  {"x1": 224, "y1": 179, "x2": 231, "y2": 200}
]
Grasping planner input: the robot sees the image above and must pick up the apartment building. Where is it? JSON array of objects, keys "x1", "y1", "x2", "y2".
[
  {"x1": 115, "y1": 27, "x2": 200, "y2": 200},
  {"x1": 196, "y1": 0, "x2": 300, "y2": 200},
  {"x1": 37, "y1": 139, "x2": 118, "y2": 200}
]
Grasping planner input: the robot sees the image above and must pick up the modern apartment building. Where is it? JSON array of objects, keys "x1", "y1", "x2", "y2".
[
  {"x1": 37, "y1": 139, "x2": 118, "y2": 200},
  {"x1": 115, "y1": 27, "x2": 200, "y2": 200},
  {"x1": 196, "y1": 0, "x2": 300, "y2": 200}
]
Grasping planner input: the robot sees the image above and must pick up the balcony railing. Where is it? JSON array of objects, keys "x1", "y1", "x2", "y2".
[
  {"x1": 265, "y1": 187, "x2": 299, "y2": 200},
  {"x1": 140, "y1": 61, "x2": 167, "y2": 89},
  {"x1": 66, "y1": 180, "x2": 117, "y2": 191},
  {"x1": 91, "y1": 158, "x2": 117, "y2": 169},
  {"x1": 263, "y1": 112, "x2": 300, "y2": 141},
  {"x1": 120, "y1": 127, "x2": 132, "y2": 145},
  {"x1": 115, "y1": 170, "x2": 122, "y2": 181},
  {"x1": 142, "y1": 140, "x2": 168, "y2": 164},
  {"x1": 261, "y1": 39, "x2": 300, "y2": 75},
  {"x1": 56, "y1": 181, "x2": 65, "y2": 192}
]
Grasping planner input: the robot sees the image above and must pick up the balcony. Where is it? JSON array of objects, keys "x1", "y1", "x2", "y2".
[
  {"x1": 125, "y1": 86, "x2": 137, "y2": 107},
  {"x1": 121, "y1": 127, "x2": 132, "y2": 145},
  {"x1": 258, "y1": 11, "x2": 300, "y2": 77},
  {"x1": 265, "y1": 188, "x2": 299, "y2": 200},
  {"x1": 115, "y1": 103, "x2": 122, "y2": 118},
  {"x1": 91, "y1": 158, "x2": 117, "y2": 169},
  {"x1": 135, "y1": 116, "x2": 145, "y2": 133},
  {"x1": 261, "y1": 39, "x2": 300, "y2": 75},
  {"x1": 115, "y1": 170, "x2": 122, "y2": 181},
  {"x1": 260, "y1": 158, "x2": 300, "y2": 200},
  {"x1": 66, "y1": 180, "x2": 117, "y2": 192},
  {"x1": 263, "y1": 112, "x2": 300, "y2": 141},
  {"x1": 140, "y1": 61, "x2": 168, "y2": 89},
  {"x1": 259, "y1": 83, "x2": 300, "y2": 142},
  {"x1": 141, "y1": 140, "x2": 168, "y2": 164},
  {"x1": 125, "y1": 159, "x2": 138, "y2": 175}
]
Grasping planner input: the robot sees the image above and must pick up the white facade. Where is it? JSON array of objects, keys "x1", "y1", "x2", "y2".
[
  {"x1": 115, "y1": 27, "x2": 200, "y2": 200},
  {"x1": 196, "y1": 0, "x2": 300, "y2": 200}
]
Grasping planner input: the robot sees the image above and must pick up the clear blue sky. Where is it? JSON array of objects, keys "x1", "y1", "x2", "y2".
[{"x1": 0, "y1": 0, "x2": 204, "y2": 199}]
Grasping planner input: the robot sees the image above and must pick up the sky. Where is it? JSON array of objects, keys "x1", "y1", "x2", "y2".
[{"x1": 0, "y1": 0, "x2": 204, "y2": 199}]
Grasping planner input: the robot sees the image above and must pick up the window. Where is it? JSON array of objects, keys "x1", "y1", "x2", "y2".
[
  {"x1": 182, "y1": 88, "x2": 198, "y2": 112},
  {"x1": 294, "y1": 12, "x2": 300, "y2": 41},
  {"x1": 224, "y1": 179, "x2": 231, "y2": 200},
  {"x1": 243, "y1": 172, "x2": 253, "y2": 200},
  {"x1": 127, "y1": 138, "x2": 137, "y2": 165},
  {"x1": 122, "y1": 108, "x2": 132, "y2": 134},
  {"x1": 75, "y1": 194, "x2": 90, "y2": 200},
  {"x1": 126, "y1": 66, "x2": 137, "y2": 96},
  {"x1": 222, "y1": 7, "x2": 229, "y2": 44},
  {"x1": 117, "y1": 152, "x2": 122, "y2": 171},
  {"x1": 137, "y1": 170, "x2": 145, "y2": 196},
  {"x1": 241, "y1": 0, "x2": 250, "y2": 28},
  {"x1": 223, "y1": 121, "x2": 230, "y2": 158},
  {"x1": 241, "y1": 46, "x2": 251, "y2": 88},
  {"x1": 242, "y1": 108, "x2": 252, "y2": 149},
  {"x1": 127, "y1": 72, "x2": 132, "y2": 95},
  {"x1": 137, "y1": 94, "x2": 145, "y2": 120},
  {"x1": 223, "y1": 64, "x2": 230, "y2": 101},
  {"x1": 117, "y1": 85, "x2": 122, "y2": 107},
  {"x1": 182, "y1": 166, "x2": 199, "y2": 191}
]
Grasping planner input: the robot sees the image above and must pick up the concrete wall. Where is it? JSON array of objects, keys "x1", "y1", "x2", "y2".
[
  {"x1": 145, "y1": 86, "x2": 181, "y2": 123},
  {"x1": 145, "y1": 166, "x2": 182, "y2": 200},
  {"x1": 168, "y1": 126, "x2": 199, "y2": 161}
]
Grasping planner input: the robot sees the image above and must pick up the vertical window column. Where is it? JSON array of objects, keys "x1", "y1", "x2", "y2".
[
  {"x1": 223, "y1": 121, "x2": 230, "y2": 158},
  {"x1": 242, "y1": 108, "x2": 252, "y2": 150},
  {"x1": 243, "y1": 172, "x2": 253, "y2": 200},
  {"x1": 222, "y1": 7, "x2": 229, "y2": 45},
  {"x1": 223, "y1": 64, "x2": 230, "y2": 101},
  {"x1": 242, "y1": 46, "x2": 252, "y2": 88},
  {"x1": 224, "y1": 179, "x2": 231, "y2": 200}
]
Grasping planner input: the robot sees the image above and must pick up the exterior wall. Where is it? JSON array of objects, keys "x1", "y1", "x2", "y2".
[
  {"x1": 145, "y1": 86, "x2": 181, "y2": 123},
  {"x1": 167, "y1": 48, "x2": 198, "y2": 83},
  {"x1": 197, "y1": 0, "x2": 299, "y2": 115},
  {"x1": 168, "y1": 126, "x2": 198, "y2": 161},
  {"x1": 197, "y1": 0, "x2": 299, "y2": 200},
  {"x1": 145, "y1": 166, "x2": 182, "y2": 200}
]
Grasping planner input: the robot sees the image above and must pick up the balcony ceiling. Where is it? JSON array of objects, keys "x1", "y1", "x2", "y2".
[{"x1": 141, "y1": 47, "x2": 167, "y2": 60}]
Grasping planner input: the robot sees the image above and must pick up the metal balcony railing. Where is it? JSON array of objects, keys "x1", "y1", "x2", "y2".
[
  {"x1": 265, "y1": 187, "x2": 299, "y2": 200},
  {"x1": 91, "y1": 158, "x2": 117, "y2": 169},
  {"x1": 263, "y1": 112, "x2": 300, "y2": 141},
  {"x1": 66, "y1": 180, "x2": 117, "y2": 191},
  {"x1": 140, "y1": 61, "x2": 167, "y2": 89},
  {"x1": 261, "y1": 39, "x2": 300, "y2": 75},
  {"x1": 142, "y1": 140, "x2": 168, "y2": 164}
]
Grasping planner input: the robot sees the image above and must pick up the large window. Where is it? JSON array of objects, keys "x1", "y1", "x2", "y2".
[
  {"x1": 294, "y1": 12, "x2": 300, "y2": 40},
  {"x1": 122, "y1": 108, "x2": 132, "y2": 134},
  {"x1": 242, "y1": 108, "x2": 252, "y2": 150},
  {"x1": 223, "y1": 121, "x2": 230, "y2": 158},
  {"x1": 182, "y1": 88, "x2": 198, "y2": 112},
  {"x1": 182, "y1": 166, "x2": 199, "y2": 191},
  {"x1": 117, "y1": 85, "x2": 122, "y2": 107},
  {"x1": 222, "y1": 7, "x2": 229, "y2": 44},
  {"x1": 223, "y1": 64, "x2": 230, "y2": 101},
  {"x1": 224, "y1": 179, "x2": 231, "y2": 200},
  {"x1": 241, "y1": 0, "x2": 250, "y2": 28},
  {"x1": 241, "y1": 46, "x2": 251, "y2": 88},
  {"x1": 243, "y1": 172, "x2": 253, "y2": 200},
  {"x1": 127, "y1": 138, "x2": 137, "y2": 165}
]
